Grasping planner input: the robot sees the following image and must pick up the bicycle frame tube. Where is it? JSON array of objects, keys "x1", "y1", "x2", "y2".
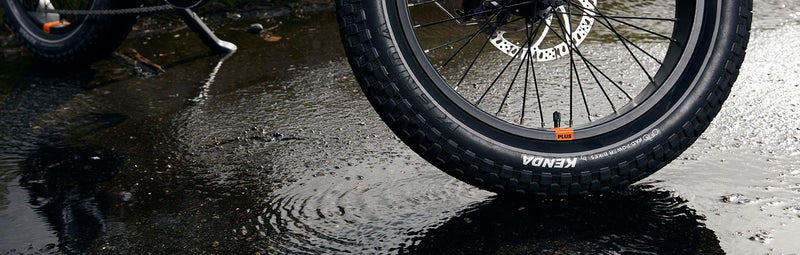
[{"x1": 163, "y1": 0, "x2": 236, "y2": 52}]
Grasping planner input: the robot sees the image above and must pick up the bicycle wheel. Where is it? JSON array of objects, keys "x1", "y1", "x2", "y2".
[
  {"x1": 336, "y1": 0, "x2": 752, "y2": 197},
  {"x1": 1, "y1": 0, "x2": 138, "y2": 64}
]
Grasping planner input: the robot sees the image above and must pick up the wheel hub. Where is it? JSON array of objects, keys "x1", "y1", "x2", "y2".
[{"x1": 508, "y1": 0, "x2": 565, "y2": 22}]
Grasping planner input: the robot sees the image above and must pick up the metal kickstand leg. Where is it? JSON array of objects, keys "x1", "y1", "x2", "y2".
[{"x1": 176, "y1": 8, "x2": 237, "y2": 53}]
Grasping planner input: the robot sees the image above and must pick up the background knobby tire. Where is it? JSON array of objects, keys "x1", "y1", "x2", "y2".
[
  {"x1": 1, "y1": 0, "x2": 139, "y2": 64},
  {"x1": 337, "y1": 0, "x2": 751, "y2": 197}
]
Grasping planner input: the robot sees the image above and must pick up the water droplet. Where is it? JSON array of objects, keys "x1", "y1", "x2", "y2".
[
  {"x1": 721, "y1": 194, "x2": 755, "y2": 204},
  {"x1": 749, "y1": 230, "x2": 773, "y2": 244}
]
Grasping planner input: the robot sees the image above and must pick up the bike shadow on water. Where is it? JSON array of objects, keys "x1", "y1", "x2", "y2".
[
  {"x1": 398, "y1": 184, "x2": 723, "y2": 254},
  {"x1": 0, "y1": 66, "x2": 126, "y2": 254},
  {"x1": 18, "y1": 145, "x2": 123, "y2": 254}
]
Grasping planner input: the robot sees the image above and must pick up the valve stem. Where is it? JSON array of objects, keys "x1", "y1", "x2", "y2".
[{"x1": 553, "y1": 111, "x2": 561, "y2": 128}]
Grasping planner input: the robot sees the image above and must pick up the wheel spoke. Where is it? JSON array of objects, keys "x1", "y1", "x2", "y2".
[
  {"x1": 553, "y1": 12, "x2": 575, "y2": 126},
  {"x1": 522, "y1": 49, "x2": 529, "y2": 125},
  {"x1": 579, "y1": 52, "x2": 618, "y2": 113},
  {"x1": 566, "y1": 1, "x2": 676, "y2": 42},
  {"x1": 456, "y1": 23, "x2": 503, "y2": 89},
  {"x1": 407, "y1": 0, "x2": 443, "y2": 7},
  {"x1": 544, "y1": 18, "x2": 632, "y2": 102},
  {"x1": 497, "y1": 18, "x2": 539, "y2": 116},
  {"x1": 529, "y1": 46, "x2": 545, "y2": 128},
  {"x1": 476, "y1": 17, "x2": 541, "y2": 106},
  {"x1": 414, "y1": 1, "x2": 535, "y2": 29},
  {"x1": 558, "y1": 7, "x2": 667, "y2": 64},
  {"x1": 564, "y1": 3, "x2": 592, "y2": 122},
  {"x1": 553, "y1": 12, "x2": 677, "y2": 22},
  {"x1": 496, "y1": 50, "x2": 528, "y2": 116},
  {"x1": 570, "y1": 1, "x2": 656, "y2": 85},
  {"x1": 521, "y1": 18, "x2": 534, "y2": 125},
  {"x1": 568, "y1": 8, "x2": 664, "y2": 65},
  {"x1": 425, "y1": 33, "x2": 473, "y2": 53},
  {"x1": 438, "y1": 4, "x2": 518, "y2": 70},
  {"x1": 524, "y1": 18, "x2": 547, "y2": 127}
]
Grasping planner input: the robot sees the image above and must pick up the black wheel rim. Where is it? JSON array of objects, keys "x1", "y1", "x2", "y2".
[{"x1": 399, "y1": 0, "x2": 705, "y2": 141}]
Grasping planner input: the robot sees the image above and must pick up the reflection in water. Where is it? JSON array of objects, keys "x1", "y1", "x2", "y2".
[
  {"x1": 400, "y1": 185, "x2": 723, "y2": 254},
  {"x1": 0, "y1": 67, "x2": 124, "y2": 254},
  {"x1": 191, "y1": 52, "x2": 236, "y2": 104},
  {"x1": 20, "y1": 146, "x2": 122, "y2": 254}
]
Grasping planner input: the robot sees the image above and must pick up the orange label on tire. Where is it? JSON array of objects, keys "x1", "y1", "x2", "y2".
[
  {"x1": 43, "y1": 21, "x2": 70, "y2": 34},
  {"x1": 553, "y1": 127, "x2": 574, "y2": 141}
]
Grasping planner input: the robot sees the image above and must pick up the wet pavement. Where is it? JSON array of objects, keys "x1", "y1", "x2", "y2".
[{"x1": 1, "y1": 1, "x2": 800, "y2": 254}]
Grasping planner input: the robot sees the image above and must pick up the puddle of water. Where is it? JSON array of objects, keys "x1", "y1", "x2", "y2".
[
  {"x1": 646, "y1": 22, "x2": 800, "y2": 253},
  {"x1": 0, "y1": 2, "x2": 799, "y2": 254}
]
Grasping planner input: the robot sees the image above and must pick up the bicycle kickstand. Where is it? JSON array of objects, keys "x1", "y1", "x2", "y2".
[{"x1": 175, "y1": 8, "x2": 238, "y2": 53}]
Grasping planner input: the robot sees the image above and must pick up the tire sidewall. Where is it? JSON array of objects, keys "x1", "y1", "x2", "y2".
[
  {"x1": 1, "y1": 0, "x2": 138, "y2": 63},
  {"x1": 3, "y1": 0, "x2": 95, "y2": 51}
]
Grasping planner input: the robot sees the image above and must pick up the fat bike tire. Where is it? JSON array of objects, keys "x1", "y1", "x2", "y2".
[
  {"x1": 337, "y1": 0, "x2": 751, "y2": 197},
  {"x1": 1, "y1": 0, "x2": 138, "y2": 64}
]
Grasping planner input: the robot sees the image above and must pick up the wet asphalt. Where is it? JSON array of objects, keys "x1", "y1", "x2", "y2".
[{"x1": 1, "y1": 1, "x2": 800, "y2": 254}]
